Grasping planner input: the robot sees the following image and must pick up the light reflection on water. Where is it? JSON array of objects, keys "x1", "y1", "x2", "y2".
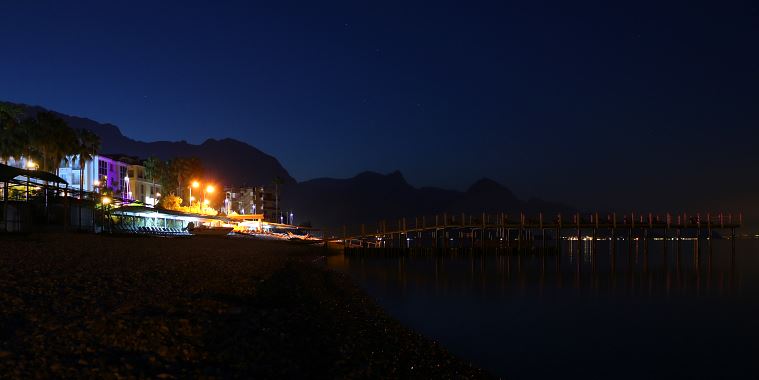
[{"x1": 328, "y1": 240, "x2": 759, "y2": 379}]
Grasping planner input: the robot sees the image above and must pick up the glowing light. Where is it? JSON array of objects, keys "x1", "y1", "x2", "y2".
[
  {"x1": 203, "y1": 199, "x2": 210, "y2": 205},
  {"x1": 206, "y1": 185, "x2": 215, "y2": 193},
  {"x1": 93, "y1": 179, "x2": 101, "y2": 187},
  {"x1": 190, "y1": 196, "x2": 195, "y2": 202},
  {"x1": 192, "y1": 181, "x2": 200, "y2": 188},
  {"x1": 26, "y1": 160, "x2": 37, "y2": 169},
  {"x1": 102, "y1": 197, "x2": 111, "y2": 205},
  {"x1": 156, "y1": 192, "x2": 161, "y2": 197}
]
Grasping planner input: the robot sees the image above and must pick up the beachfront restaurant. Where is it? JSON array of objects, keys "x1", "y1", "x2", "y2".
[
  {"x1": 227, "y1": 213, "x2": 266, "y2": 233},
  {"x1": 0, "y1": 163, "x2": 70, "y2": 232},
  {"x1": 109, "y1": 205, "x2": 231, "y2": 234}
]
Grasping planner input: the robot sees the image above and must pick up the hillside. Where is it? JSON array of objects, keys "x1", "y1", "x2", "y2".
[
  {"x1": 5, "y1": 102, "x2": 572, "y2": 228},
  {"x1": 10, "y1": 103, "x2": 295, "y2": 186},
  {"x1": 280, "y1": 171, "x2": 571, "y2": 229}
]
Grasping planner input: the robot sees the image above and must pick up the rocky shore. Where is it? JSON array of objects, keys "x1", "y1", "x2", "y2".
[{"x1": 0, "y1": 234, "x2": 489, "y2": 379}]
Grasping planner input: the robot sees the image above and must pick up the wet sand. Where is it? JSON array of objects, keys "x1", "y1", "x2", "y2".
[{"x1": 0, "y1": 234, "x2": 489, "y2": 379}]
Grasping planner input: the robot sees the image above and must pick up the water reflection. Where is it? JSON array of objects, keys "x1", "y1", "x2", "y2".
[
  {"x1": 331, "y1": 240, "x2": 741, "y2": 297},
  {"x1": 328, "y1": 240, "x2": 759, "y2": 379}
]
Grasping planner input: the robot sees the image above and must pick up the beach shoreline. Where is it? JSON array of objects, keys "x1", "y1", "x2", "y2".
[{"x1": 0, "y1": 233, "x2": 489, "y2": 379}]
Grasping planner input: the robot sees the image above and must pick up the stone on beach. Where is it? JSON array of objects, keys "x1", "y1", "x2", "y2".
[{"x1": 0, "y1": 234, "x2": 489, "y2": 379}]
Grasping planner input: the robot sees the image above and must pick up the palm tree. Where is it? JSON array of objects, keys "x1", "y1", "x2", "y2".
[
  {"x1": 22, "y1": 112, "x2": 67, "y2": 172},
  {"x1": 170, "y1": 158, "x2": 190, "y2": 200},
  {"x1": 72, "y1": 129, "x2": 100, "y2": 229},
  {"x1": 34, "y1": 112, "x2": 57, "y2": 172},
  {"x1": 169, "y1": 157, "x2": 203, "y2": 205},
  {"x1": 17, "y1": 117, "x2": 38, "y2": 167},
  {"x1": 0, "y1": 104, "x2": 24, "y2": 165},
  {"x1": 73, "y1": 129, "x2": 101, "y2": 197},
  {"x1": 51, "y1": 119, "x2": 79, "y2": 177},
  {"x1": 143, "y1": 156, "x2": 162, "y2": 205}
]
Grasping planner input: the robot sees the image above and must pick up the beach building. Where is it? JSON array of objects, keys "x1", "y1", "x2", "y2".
[
  {"x1": 127, "y1": 164, "x2": 160, "y2": 206},
  {"x1": 55, "y1": 154, "x2": 129, "y2": 196},
  {"x1": 224, "y1": 185, "x2": 276, "y2": 220},
  {"x1": 126, "y1": 161, "x2": 161, "y2": 206},
  {"x1": 55, "y1": 154, "x2": 160, "y2": 205},
  {"x1": 6, "y1": 154, "x2": 129, "y2": 197}
]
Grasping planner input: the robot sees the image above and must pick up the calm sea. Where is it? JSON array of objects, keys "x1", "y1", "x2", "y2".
[{"x1": 328, "y1": 239, "x2": 759, "y2": 379}]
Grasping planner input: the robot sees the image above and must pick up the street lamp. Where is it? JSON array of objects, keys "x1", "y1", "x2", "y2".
[
  {"x1": 190, "y1": 180, "x2": 200, "y2": 206},
  {"x1": 203, "y1": 184, "x2": 214, "y2": 206},
  {"x1": 124, "y1": 176, "x2": 130, "y2": 200}
]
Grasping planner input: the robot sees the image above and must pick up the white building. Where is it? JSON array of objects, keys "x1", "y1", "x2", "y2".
[
  {"x1": 57, "y1": 154, "x2": 129, "y2": 196},
  {"x1": 5, "y1": 154, "x2": 160, "y2": 205},
  {"x1": 126, "y1": 163, "x2": 161, "y2": 206},
  {"x1": 58, "y1": 154, "x2": 160, "y2": 205}
]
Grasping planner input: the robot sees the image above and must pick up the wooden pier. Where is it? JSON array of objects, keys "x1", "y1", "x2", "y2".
[{"x1": 326, "y1": 212, "x2": 742, "y2": 252}]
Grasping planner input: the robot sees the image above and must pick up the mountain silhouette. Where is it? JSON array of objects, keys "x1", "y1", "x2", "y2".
[
  {"x1": 8, "y1": 102, "x2": 295, "y2": 186},
  {"x1": 5, "y1": 102, "x2": 572, "y2": 228},
  {"x1": 282, "y1": 171, "x2": 572, "y2": 229}
]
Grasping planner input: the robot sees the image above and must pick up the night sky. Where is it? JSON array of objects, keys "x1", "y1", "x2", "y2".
[{"x1": 2, "y1": 1, "x2": 758, "y2": 218}]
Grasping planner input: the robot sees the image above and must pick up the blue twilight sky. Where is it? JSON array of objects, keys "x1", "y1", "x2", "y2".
[{"x1": 1, "y1": 0, "x2": 758, "y2": 212}]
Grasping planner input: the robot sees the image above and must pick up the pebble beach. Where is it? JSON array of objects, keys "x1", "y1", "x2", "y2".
[{"x1": 0, "y1": 233, "x2": 489, "y2": 379}]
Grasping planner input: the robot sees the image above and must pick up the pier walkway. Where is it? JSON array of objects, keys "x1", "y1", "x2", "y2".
[{"x1": 328, "y1": 212, "x2": 742, "y2": 250}]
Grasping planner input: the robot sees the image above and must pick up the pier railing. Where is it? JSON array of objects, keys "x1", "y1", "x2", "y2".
[{"x1": 326, "y1": 211, "x2": 742, "y2": 249}]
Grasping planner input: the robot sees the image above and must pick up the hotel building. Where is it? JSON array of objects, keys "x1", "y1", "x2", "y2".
[
  {"x1": 6, "y1": 155, "x2": 129, "y2": 196},
  {"x1": 56, "y1": 154, "x2": 160, "y2": 204},
  {"x1": 224, "y1": 185, "x2": 276, "y2": 220},
  {"x1": 126, "y1": 162, "x2": 161, "y2": 206}
]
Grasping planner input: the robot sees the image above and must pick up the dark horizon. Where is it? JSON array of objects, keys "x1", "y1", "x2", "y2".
[{"x1": 2, "y1": 1, "x2": 757, "y2": 219}]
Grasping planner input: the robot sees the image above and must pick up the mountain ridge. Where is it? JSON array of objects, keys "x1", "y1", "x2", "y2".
[
  {"x1": 3, "y1": 101, "x2": 573, "y2": 227},
  {"x1": 7, "y1": 102, "x2": 295, "y2": 186}
]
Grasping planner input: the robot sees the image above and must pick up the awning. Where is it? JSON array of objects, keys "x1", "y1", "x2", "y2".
[{"x1": 0, "y1": 163, "x2": 67, "y2": 185}]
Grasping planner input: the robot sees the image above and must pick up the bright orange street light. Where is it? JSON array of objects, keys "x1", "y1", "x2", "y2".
[
  {"x1": 203, "y1": 184, "x2": 215, "y2": 207},
  {"x1": 189, "y1": 181, "x2": 200, "y2": 206}
]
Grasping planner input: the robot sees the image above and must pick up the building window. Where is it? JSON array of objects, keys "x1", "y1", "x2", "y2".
[
  {"x1": 140, "y1": 184, "x2": 145, "y2": 195},
  {"x1": 119, "y1": 166, "x2": 127, "y2": 180},
  {"x1": 98, "y1": 160, "x2": 107, "y2": 177}
]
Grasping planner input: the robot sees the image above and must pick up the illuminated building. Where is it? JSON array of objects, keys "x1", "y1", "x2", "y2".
[{"x1": 224, "y1": 185, "x2": 276, "y2": 221}]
